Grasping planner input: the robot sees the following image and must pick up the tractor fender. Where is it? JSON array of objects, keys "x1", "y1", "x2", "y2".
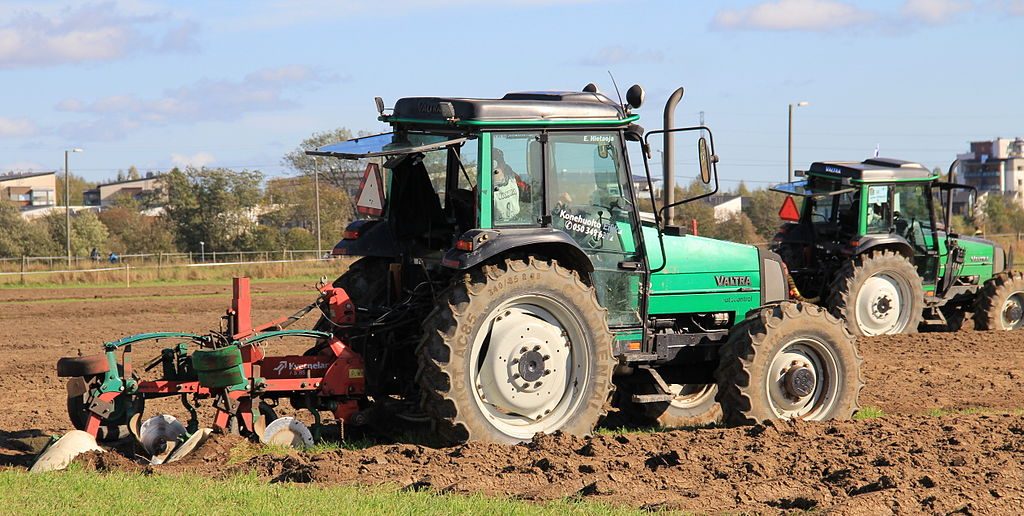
[
  {"x1": 853, "y1": 235, "x2": 914, "y2": 259},
  {"x1": 758, "y1": 248, "x2": 789, "y2": 305},
  {"x1": 441, "y1": 228, "x2": 594, "y2": 274},
  {"x1": 331, "y1": 219, "x2": 398, "y2": 258}
]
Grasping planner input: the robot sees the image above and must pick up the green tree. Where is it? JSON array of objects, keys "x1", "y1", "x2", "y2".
[
  {"x1": 744, "y1": 189, "x2": 786, "y2": 241},
  {"x1": 660, "y1": 182, "x2": 717, "y2": 236},
  {"x1": 284, "y1": 128, "x2": 368, "y2": 194},
  {"x1": 714, "y1": 211, "x2": 760, "y2": 244},
  {"x1": 0, "y1": 201, "x2": 59, "y2": 257},
  {"x1": 262, "y1": 176, "x2": 352, "y2": 249},
  {"x1": 163, "y1": 167, "x2": 264, "y2": 252},
  {"x1": 55, "y1": 173, "x2": 97, "y2": 206},
  {"x1": 128, "y1": 165, "x2": 140, "y2": 180},
  {"x1": 98, "y1": 198, "x2": 178, "y2": 253},
  {"x1": 982, "y1": 194, "x2": 1024, "y2": 234},
  {"x1": 42, "y1": 209, "x2": 109, "y2": 256}
]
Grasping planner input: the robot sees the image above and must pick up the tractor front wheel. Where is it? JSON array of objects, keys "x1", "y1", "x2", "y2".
[
  {"x1": 827, "y1": 250, "x2": 924, "y2": 336},
  {"x1": 974, "y1": 271, "x2": 1024, "y2": 330},
  {"x1": 417, "y1": 258, "x2": 614, "y2": 444},
  {"x1": 715, "y1": 302, "x2": 863, "y2": 425}
]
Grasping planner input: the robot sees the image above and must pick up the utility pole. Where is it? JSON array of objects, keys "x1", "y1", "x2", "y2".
[
  {"x1": 315, "y1": 158, "x2": 323, "y2": 259},
  {"x1": 788, "y1": 102, "x2": 809, "y2": 183},
  {"x1": 64, "y1": 148, "x2": 83, "y2": 267}
]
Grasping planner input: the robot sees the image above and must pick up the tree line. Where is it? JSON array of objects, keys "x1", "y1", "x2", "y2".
[{"x1": 0, "y1": 130, "x2": 360, "y2": 259}]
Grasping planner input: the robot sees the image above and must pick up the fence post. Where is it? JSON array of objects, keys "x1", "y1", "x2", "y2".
[
  {"x1": 157, "y1": 252, "x2": 163, "y2": 280},
  {"x1": 20, "y1": 256, "x2": 26, "y2": 285},
  {"x1": 189, "y1": 251, "x2": 193, "y2": 264},
  {"x1": 125, "y1": 263, "x2": 131, "y2": 288}
]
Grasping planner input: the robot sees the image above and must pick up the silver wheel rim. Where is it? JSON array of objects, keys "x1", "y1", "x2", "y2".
[
  {"x1": 469, "y1": 294, "x2": 592, "y2": 440},
  {"x1": 765, "y1": 337, "x2": 841, "y2": 420},
  {"x1": 667, "y1": 384, "x2": 716, "y2": 410},
  {"x1": 1001, "y1": 292, "x2": 1024, "y2": 330},
  {"x1": 855, "y1": 273, "x2": 913, "y2": 335}
]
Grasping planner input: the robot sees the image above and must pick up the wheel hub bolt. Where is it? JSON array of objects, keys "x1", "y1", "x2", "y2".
[
  {"x1": 518, "y1": 350, "x2": 546, "y2": 382},
  {"x1": 1006, "y1": 304, "x2": 1023, "y2": 322},
  {"x1": 875, "y1": 295, "x2": 892, "y2": 316},
  {"x1": 784, "y1": 364, "x2": 816, "y2": 398}
]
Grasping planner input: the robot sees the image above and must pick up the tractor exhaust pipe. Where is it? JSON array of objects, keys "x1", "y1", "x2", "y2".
[{"x1": 663, "y1": 87, "x2": 684, "y2": 224}]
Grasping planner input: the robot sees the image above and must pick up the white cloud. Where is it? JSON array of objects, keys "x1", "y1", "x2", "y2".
[
  {"x1": 578, "y1": 46, "x2": 664, "y2": 66},
  {"x1": 0, "y1": 2, "x2": 199, "y2": 69},
  {"x1": 902, "y1": 0, "x2": 973, "y2": 24},
  {"x1": 998, "y1": 0, "x2": 1024, "y2": 15},
  {"x1": 56, "y1": 65, "x2": 335, "y2": 141},
  {"x1": 228, "y1": 0, "x2": 610, "y2": 30},
  {"x1": 0, "y1": 117, "x2": 37, "y2": 138},
  {"x1": 712, "y1": 0, "x2": 876, "y2": 31},
  {"x1": 170, "y1": 151, "x2": 215, "y2": 169}
]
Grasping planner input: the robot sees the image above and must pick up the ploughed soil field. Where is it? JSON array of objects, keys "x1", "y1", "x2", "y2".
[{"x1": 4, "y1": 281, "x2": 1024, "y2": 513}]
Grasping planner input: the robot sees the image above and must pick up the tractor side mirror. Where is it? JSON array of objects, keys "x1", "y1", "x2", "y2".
[
  {"x1": 626, "y1": 84, "x2": 645, "y2": 109},
  {"x1": 698, "y1": 137, "x2": 713, "y2": 184}
]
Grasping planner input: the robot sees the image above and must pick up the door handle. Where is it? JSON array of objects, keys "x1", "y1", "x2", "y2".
[{"x1": 618, "y1": 260, "x2": 641, "y2": 270}]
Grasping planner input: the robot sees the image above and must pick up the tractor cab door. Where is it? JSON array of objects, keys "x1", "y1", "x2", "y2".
[
  {"x1": 933, "y1": 182, "x2": 977, "y2": 294},
  {"x1": 544, "y1": 131, "x2": 646, "y2": 327},
  {"x1": 890, "y1": 183, "x2": 941, "y2": 284}
]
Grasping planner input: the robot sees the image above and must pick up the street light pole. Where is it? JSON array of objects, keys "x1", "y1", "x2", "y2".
[
  {"x1": 787, "y1": 102, "x2": 809, "y2": 183},
  {"x1": 314, "y1": 159, "x2": 323, "y2": 259},
  {"x1": 64, "y1": 148, "x2": 83, "y2": 267}
]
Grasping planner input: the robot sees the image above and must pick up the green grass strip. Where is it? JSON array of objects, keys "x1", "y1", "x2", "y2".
[{"x1": 0, "y1": 468, "x2": 641, "y2": 515}]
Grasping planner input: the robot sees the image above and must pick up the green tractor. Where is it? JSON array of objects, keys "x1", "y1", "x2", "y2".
[
  {"x1": 308, "y1": 84, "x2": 863, "y2": 443},
  {"x1": 771, "y1": 158, "x2": 1024, "y2": 336}
]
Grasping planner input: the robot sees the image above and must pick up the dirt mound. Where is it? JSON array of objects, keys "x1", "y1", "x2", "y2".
[{"x1": 209, "y1": 414, "x2": 1024, "y2": 513}]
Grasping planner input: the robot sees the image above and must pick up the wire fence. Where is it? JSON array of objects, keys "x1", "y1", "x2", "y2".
[
  {"x1": 0, "y1": 249, "x2": 325, "y2": 273},
  {"x1": 0, "y1": 250, "x2": 335, "y2": 286}
]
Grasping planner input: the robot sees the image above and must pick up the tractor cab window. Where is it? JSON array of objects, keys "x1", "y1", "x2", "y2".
[
  {"x1": 893, "y1": 184, "x2": 932, "y2": 248},
  {"x1": 865, "y1": 185, "x2": 891, "y2": 234},
  {"x1": 491, "y1": 133, "x2": 542, "y2": 226}
]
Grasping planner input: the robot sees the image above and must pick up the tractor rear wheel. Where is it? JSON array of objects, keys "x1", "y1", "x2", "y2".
[
  {"x1": 974, "y1": 271, "x2": 1024, "y2": 330},
  {"x1": 715, "y1": 302, "x2": 862, "y2": 425},
  {"x1": 639, "y1": 383, "x2": 722, "y2": 428},
  {"x1": 417, "y1": 258, "x2": 614, "y2": 444},
  {"x1": 827, "y1": 250, "x2": 924, "y2": 336}
]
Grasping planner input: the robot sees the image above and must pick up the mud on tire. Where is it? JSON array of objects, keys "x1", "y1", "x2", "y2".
[
  {"x1": 827, "y1": 249, "x2": 924, "y2": 336},
  {"x1": 416, "y1": 258, "x2": 614, "y2": 444},
  {"x1": 974, "y1": 271, "x2": 1024, "y2": 330},
  {"x1": 715, "y1": 302, "x2": 863, "y2": 426}
]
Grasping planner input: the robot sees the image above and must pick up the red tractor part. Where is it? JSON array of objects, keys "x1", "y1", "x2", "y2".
[{"x1": 57, "y1": 277, "x2": 368, "y2": 442}]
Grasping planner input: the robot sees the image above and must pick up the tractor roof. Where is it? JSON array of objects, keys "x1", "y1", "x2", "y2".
[
  {"x1": 388, "y1": 91, "x2": 638, "y2": 128},
  {"x1": 806, "y1": 158, "x2": 938, "y2": 183}
]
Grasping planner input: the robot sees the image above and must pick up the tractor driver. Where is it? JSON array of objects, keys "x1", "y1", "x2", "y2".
[{"x1": 492, "y1": 148, "x2": 521, "y2": 222}]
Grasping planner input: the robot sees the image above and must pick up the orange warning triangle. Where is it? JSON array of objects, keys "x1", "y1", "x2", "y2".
[
  {"x1": 356, "y1": 163, "x2": 384, "y2": 216},
  {"x1": 779, "y1": 195, "x2": 801, "y2": 222}
]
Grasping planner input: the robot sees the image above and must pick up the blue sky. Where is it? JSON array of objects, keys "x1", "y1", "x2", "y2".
[{"x1": 1, "y1": 0, "x2": 1021, "y2": 187}]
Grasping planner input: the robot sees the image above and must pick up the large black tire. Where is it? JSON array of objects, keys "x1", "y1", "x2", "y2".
[
  {"x1": 716, "y1": 302, "x2": 863, "y2": 426},
  {"x1": 827, "y1": 250, "x2": 924, "y2": 336},
  {"x1": 974, "y1": 271, "x2": 1024, "y2": 330},
  {"x1": 638, "y1": 383, "x2": 722, "y2": 428},
  {"x1": 417, "y1": 258, "x2": 614, "y2": 444}
]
